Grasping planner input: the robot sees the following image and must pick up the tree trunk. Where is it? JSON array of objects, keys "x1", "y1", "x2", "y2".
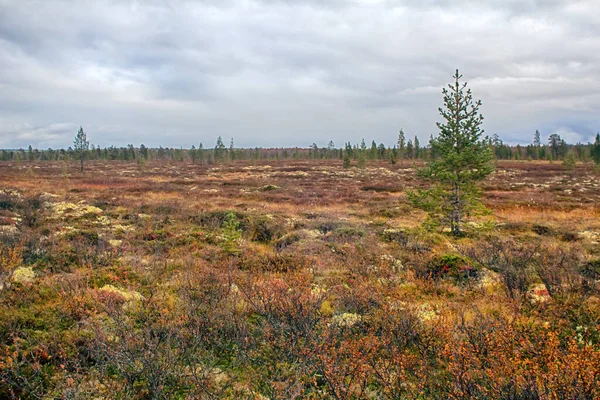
[
  {"x1": 452, "y1": 182, "x2": 460, "y2": 236},
  {"x1": 80, "y1": 157, "x2": 84, "y2": 172}
]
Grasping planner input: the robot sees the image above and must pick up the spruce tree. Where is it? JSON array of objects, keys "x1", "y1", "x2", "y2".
[
  {"x1": 593, "y1": 133, "x2": 600, "y2": 165},
  {"x1": 414, "y1": 135, "x2": 420, "y2": 159},
  {"x1": 73, "y1": 126, "x2": 89, "y2": 172},
  {"x1": 343, "y1": 151, "x2": 351, "y2": 169},
  {"x1": 358, "y1": 139, "x2": 367, "y2": 169},
  {"x1": 534, "y1": 130, "x2": 541, "y2": 159},
  {"x1": 214, "y1": 136, "x2": 226, "y2": 162},
  {"x1": 408, "y1": 70, "x2": 494, "y2": 236},
  {"x1": 406, "y1": 139, "x2": 414, "y2": 159}
]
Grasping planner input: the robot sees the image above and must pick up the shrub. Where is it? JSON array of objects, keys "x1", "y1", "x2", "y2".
[
  {"x1": 465, "y1": 237, "x2": 537, "y2": 301},
  {"x1": 249, "y1": 217, "x2": 283, "y2": 243},
  {"x1": 381, "y1": 228, "x2": 408, "y2": 245},
  {"x1": 240, "y1": 252, "x2": 310, "y2": 273},
  {"x1": 192, "y1": 210, "x2": 248, "y2": 231},
  {"x1": 425, "y1": 254, "x2": 478, "y2": 282},
  {"x1": 532, "y1": 224, "x2": 553, "y2": 236},
  {"x1": 333, "y1": 227, "x2": 365, "y2": 240},
  {"x1": 274, "y1": 233, "x2": 301, "y2": 252}
]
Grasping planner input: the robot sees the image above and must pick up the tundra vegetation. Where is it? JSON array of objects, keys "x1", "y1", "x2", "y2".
[{"x1": 1, "y1": 153, "x2": 599, "y2": 399}]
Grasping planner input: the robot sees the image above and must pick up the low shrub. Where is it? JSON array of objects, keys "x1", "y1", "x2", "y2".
[
  {"x1": 274, "y1": 233, "x2": 301, "y2": 251},
  {"x1": 532, "y1": 224, "x2": 553, "y2": 236},
  {"x1": 381, "y1": 228, "x2": 408, "y2": 245},
  {"x1": 240, "y1": 252, "x2": 310, "y2": 273},
  {"x1": 424, "y1": 254, "x2": 478, "y2": 282}
]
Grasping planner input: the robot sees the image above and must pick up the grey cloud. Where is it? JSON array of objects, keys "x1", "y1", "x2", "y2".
[{"x1": 0, "y1": 0, "x2": 599, "y2": 149}]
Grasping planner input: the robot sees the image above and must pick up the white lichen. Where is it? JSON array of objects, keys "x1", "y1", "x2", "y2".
[{"x1": 12, "y1": 267, "x2": 35, "y2": 283}]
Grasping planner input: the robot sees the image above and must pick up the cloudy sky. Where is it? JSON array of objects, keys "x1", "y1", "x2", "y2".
[{"x1": 1, "y1": 0, "x2": 599, "y2": 149}]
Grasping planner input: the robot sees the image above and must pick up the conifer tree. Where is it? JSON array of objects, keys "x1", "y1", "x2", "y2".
[
  {"x1": 358, "y1": 139, "x2": 367, "y2": 169},
  {"x1": 593, "y1": 133, "x2": 600, "y2": 165},
  {"x1": 343, "y1": 150, "x2": 351, "y2": 168},
  {"x1": 140, "y1": 144, "x2": 148, "y2": 160},
  {"x1": 414, "y1": 135, "x2": 420, "y2": 159},
  {"x1": 389, "y1": 145, "x2": 398, "y2": 164},
  {"x1": 370, "y1": 140, "x2": 378, "y2": 160},
  {"x1": 190, "y1": 145, "x2": 197, "y2": 164},
  {"x1": 548, "y1": 134, "x2": 562, "y2": 160},
  {"x1": 214, "y1": 136, "x2": 226, "y2": 162},
  {"x1": 408, "y1": 70, "x2": 494, "y2": 236},
  {"x1": 534, "y1": 130, "x2": 541, "y2": 159},
  {"x1": 406, "y1": 139, "x2": 413, "y2": 159},
  {"x1": 397, "y1": 129, "x2": 406, "y2": 160},
  {"x1": 73, "y1": 126, "x2": 89, "y2": 172},
  {"x1": 229, "y1": 138, "x2": 235, "y2": 161},
  {"x1": 198, "y1": 143, "x2": 204, "y2": 164}
]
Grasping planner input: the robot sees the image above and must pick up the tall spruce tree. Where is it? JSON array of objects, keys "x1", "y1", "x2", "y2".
[
  {"x1": 73, "y1": 126, "x2": 89, "y2": 172},
  {"x1": 408, "y1": 70, "x2": 494, "y2": 236}
]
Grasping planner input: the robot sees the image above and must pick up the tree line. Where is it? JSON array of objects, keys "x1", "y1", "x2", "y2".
[{"x1": 3, "y1": 132, "x2": 600, "y2": 166}]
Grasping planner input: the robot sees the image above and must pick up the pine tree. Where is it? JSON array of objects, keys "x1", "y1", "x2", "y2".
[
  {"x1": 548, "y1": 134, "x2": 562, "y2": 160},
  {"x1": 198, "y1": 143, "x2": 204, "y2": 164},
  {"x1": 73, "y1": 126, "x2": 89, "y2": 172},
  {"x1": 343, "y1": 151, "x2": 351, "y2": 168},
  {"x1": 214, "y1": 136, "x2": 226, "y2": 162},
  {"x1": 414, "y1": 136, "x2": 420, "y2": 159},
  {"x1": 190, "y1": 145, "x2": 197, "y2": 164},
  {"x1": 389, "y1": 145, "x2": 398, "y2": 164},
  {"x1": 397, "y1": 129, "x2": 406, "y2": 161},
  {"x1": 358, "y1": 139, "x2": 367, "y2": 169},
  {"x1": 408, "y1": 70, "x2": 494, "y2": 236},
  {"x1": 370, "y1": 141, "x2": 378, "y2": 160},
  {"x1": 406, "y1": 139, "x2": 414, "y2": 159},
  {"x1": 229, "y1": 138, "x2": 235, "y2": 162},
  {"x1": 140, "y1": 144, "x2": 148, "y2": 160},
  {"x1": 377, "y1": 143, "x2": 386, "y2": 159},
  {"x1": 328, "y1": 140, "x2": 336, "y2": 159}
]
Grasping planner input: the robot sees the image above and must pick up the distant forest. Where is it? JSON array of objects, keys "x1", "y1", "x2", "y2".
[{"x1": 3, "y1": 131, "x2": 600, "y2": 164}]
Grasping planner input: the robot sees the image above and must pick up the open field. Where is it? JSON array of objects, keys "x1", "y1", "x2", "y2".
[{"x1": 1, "y1": 160, "x2": 599, "y2": 399}]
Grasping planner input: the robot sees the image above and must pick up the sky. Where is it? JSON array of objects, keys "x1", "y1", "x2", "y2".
[{"x1": 1, "y1": 0, "x2": 599, "y2": 149}]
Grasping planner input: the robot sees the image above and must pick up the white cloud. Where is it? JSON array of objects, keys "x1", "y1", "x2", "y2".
[{"x1": 0, "y1": 0, "x2": 599, "y2": 148}]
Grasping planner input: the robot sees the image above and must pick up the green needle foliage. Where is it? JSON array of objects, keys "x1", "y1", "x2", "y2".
[
  {"x1": 593, "y1": 133, "x2": 600, "y2": 165},
  {"x1": 73, "y1": 126, "x2": 89, "y2": 172},
  {"x1": 221, "y1": 211, "x2": 242, "y2": 255},
  {"x1": 408, "y1": 70, "x2": 495, "y2": 236}
]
